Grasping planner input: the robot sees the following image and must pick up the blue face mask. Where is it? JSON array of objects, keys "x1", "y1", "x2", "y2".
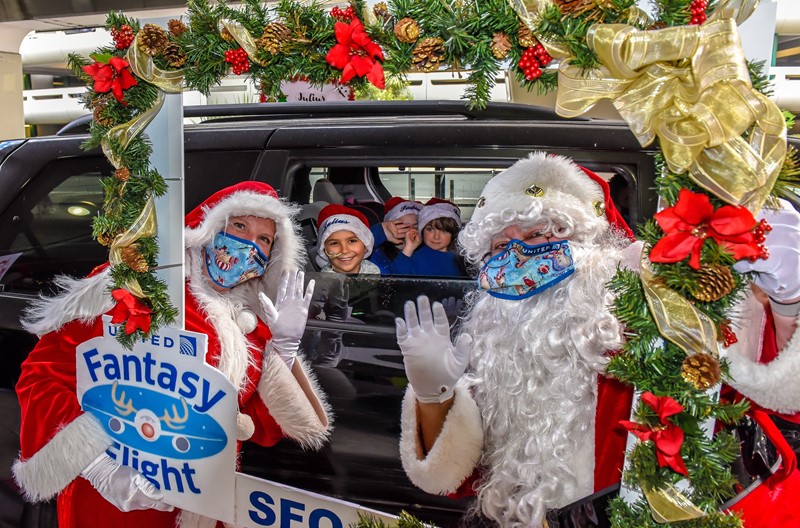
[
  {"x1": 478, "y1": 239, "x2": 574, "y2": 300},
  {"x1": 203, "y1": 232, "x2": 269, "y2": 289}
]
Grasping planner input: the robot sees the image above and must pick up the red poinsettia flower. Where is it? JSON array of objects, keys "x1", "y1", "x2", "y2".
[
  {"x1": 325, "y1": 18, "x2": 385, "y2": 89},
  {"x1": 108, "y1": 288, "x2": 152, "y2": 335},
  {"x1": 82, "y1": 56, "x2": 138, "y2": 106},
  {"x1": 650, "y1": 189, "x2": 760, "y2": 269},
  {"x1": 621, "y1": 392, "x2": 689, "y2": 476}
]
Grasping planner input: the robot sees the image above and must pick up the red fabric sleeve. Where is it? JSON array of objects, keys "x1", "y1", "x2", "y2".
[
  {"x1": 16, "y1": 317, "x2": 103, "y2": 460},
  {"x1": 594, "y1": 374, "x2": 634, "y2": 491}
]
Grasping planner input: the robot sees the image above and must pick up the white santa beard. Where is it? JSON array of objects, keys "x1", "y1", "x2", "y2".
[{"x1": 461, "y1": 240, "x2": 625, "y2": 528}]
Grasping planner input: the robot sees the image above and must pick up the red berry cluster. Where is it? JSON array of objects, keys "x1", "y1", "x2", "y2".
[
  {"x1": 111, "y1": 24, "x2": 135, "y2": 50},
  {"x1": 330, "y1": 5, "x2": 356, "y2": 20},
  {"x1": 518, "y1": 44, "x2": 552, "y2": 81},
  {"x1": 224, "y1": 48, "x2": 250, "y2": 75},
  {"x1": 749, "y1": 218, "x2": 772, "y2": 261},
  {"x1": 720, "y1": 321, "x2": 738, "y2": 348},
  {"x1": 689, "y1": 0, "x2": 707, "y2": 25}
]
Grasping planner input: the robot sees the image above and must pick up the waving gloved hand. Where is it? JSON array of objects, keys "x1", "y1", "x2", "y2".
[
  {"x1": 396, "y1": 296, "x2": 472, "y2": 403},
  {"x1": 81, "y1": 453, "x2": 174, "y2": 512},
  {"x1": 259, "y1": 270, "x2": 315, "y2": 369},
  {"x1": 734, "y1": 199, "x2": 800, "y2": 308}
]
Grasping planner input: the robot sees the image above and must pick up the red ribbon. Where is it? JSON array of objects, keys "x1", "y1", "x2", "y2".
[
  {"x1": 82, "y1": 56, "x2": 138, "y2": 106},
  {"x1": 108, "y1": 288, "x2": 152, "y2": 335},
  {"x1": 621, "y1": 392, "x2": 689, "y2": 476},
  {"x1": 650, "y1": 188, "x2": 760, "y2": 269},
  {"x1": 325, "y1": 18, "x2": 385, "y2": 89}
]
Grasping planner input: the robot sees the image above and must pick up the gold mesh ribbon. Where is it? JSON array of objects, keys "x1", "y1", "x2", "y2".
[
  {"x1": 109, "y1": 196, "x2": 158, "y2": 298},
  {"x1": 640, "y1": 254, "x2": 719, "y2": 358},
  {"x1": 505, "y1": 0, "x2": 569, "y2": 59},
  {"x1": 125, "y1": 38, "x2": 185, "y2": 93},
  {"x1": 642, "y1": 484, "x2": 705, "y2": 523},
  {"x1": 556, "y1": 17, "x2": 785, "y2": 213},
  {"x1": 102, "y1": 91, "x2": 165, "y2": 169},
  {"x1": 220, "y1": 19, "x2": 269, "y2": 66}
]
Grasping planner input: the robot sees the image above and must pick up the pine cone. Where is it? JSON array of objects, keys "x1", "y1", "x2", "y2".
[
  {"x1": 168, "y1": 18, "x2": 188, "y2": 37},
  {"x1": 137, "y1": 23, "x2": 169, "y2": 56},
  {"x1": 220, "y1": 27, "x2": 235, "y2": 42},
  {"x1": 121, "y1": 245, "x2": 149, "y2": 273},
  {"x1": 681, "y1": 353, "x2": 721, "y2": 390},
  {"x1": 553, "y1": 0, "x2": 598, "y2": 17},
  {"x1": 491, "y1": 32, "x2": 512, "y2": 60},
  {"x1": 92, "y1": 100, "x2": 114, "y2": 127},
  {"x1": 373, "y1": 2, "x2": 390, "y2": 21},
  {"x1": 97, "y1": 232, "x2": 115, "y2": 247},
  {"x1": 691, "y1": 264, "x2": 736, "y2": 302},
  {"x1": 518, "y1": 22, "x2": 537, "y2": 48},
  {"x1": 115, "y1": 167, "x2": 131, "y2": 182},
  {"x1": 412, "y1": 37, "x2": 445, "y2": 72},
  {"x1": 163, "y1": 42, "x2": 187, "y2": 67},
  {"x1": 394, "y1": 18, "x2": 420, "y2": 44},
  {"x1": 257, "y1": 22, "x2": 292, "y2": 55}
]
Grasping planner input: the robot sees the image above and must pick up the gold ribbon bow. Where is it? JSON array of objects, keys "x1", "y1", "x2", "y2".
[{"x1": 556, "y1": 17, "x2": 785, "y2": 213}]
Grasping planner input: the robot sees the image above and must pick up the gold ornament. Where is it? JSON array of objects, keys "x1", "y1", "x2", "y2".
[
  {"x1": 491, "y1": 32, "x2": 512, "y2": 60},
  {"x1": 553, "y1": 0, "x2": 598, "y2": 17},
  {"x1": 168, "y1": 18, "x2": 188, "y2": 37},
  {"x1": 121, "y1": 245, "x2": 149, "y2": 273},
  {"x1": 518, "y1": 22, "x2": 537, "y2": 48},
  {"x1": 394, "y1": 18, "x2": 421, "y2": 44},
  {"x1": 690, "y1": 264, "x2": 736, "y2": 302},
  {"x1": 163, "y1": 42, "x2": 187, "y2": 67},
  {"x1": 411, "y1": 37, "x2": 445, "y2": 72},
  {"x1": 115, "y1": 167, "x2": 131, "y2": 182},
  {"x1": 681, "y1": 353, "x2": 722, "y2": 390},
  {"x1": 257, "y1": 22, "x2": 292, "y2": 55},
  {"x1": 373, "y1": 2, "x2": 390, "y2": 21},
  {"x1": 137, "y1": 23, "x2": 169, "y2": 56}
]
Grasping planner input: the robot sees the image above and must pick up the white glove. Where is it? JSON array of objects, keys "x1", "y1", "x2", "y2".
[
  {"x1": 259, "y1": 270, "x2": 315, "y2": 369},
  {"x1": 81, "y1": 453, "x2": 173, "y2": 512},
  {"x1": 733, "y1": 199, "x2": 800, "y2": 303},
  {"x1": 396, "y1": 296, "x2": 472, "y2": 403},
  {"x1": 441, "y1": 296, "x2": 464, "y2": 327}
]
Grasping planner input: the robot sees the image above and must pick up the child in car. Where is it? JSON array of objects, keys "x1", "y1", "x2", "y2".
[
  {"x1": 316, "y1": 204, "x2": 381, "y2": 275},
  {"x1": 369, "y1": 197, "x2": 423, "y2": 273},
  {"x1": 390, "y1": 198, "x2": 466, "y2": 277}
]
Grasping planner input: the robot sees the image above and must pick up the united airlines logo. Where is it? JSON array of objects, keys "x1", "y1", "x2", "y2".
[{"x1": 180, "y1": 335, "x2": 198, "y2": 357}]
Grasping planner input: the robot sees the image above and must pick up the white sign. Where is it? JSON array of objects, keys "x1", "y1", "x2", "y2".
[
  {"x1": 235, "y1": 472, "x2": 397, "y2": 528},
  {"x1": 280, "y1": 79, "x2": 352, "y2": 102},
  {"x1": 76, "y1": 317, "x2": 238, "y2": 522}
]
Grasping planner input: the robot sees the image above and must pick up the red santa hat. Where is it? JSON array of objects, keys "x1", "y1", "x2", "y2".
[
  {"x1": 384, "y1": 197, "x2": 423, "y2": 221},
  {"x1": 316, "y1": 204, "x2": 375, "y2": 267},
  {"x1": 418, "y1": 198, "x2": 463, "y2": 232},
  {"x1": 460, "y1": 152, "x2": 633, "y2": 263}
]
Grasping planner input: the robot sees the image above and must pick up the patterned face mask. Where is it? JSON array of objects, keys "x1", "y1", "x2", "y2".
[
  {"x1": 203, "y1": 231, "x2": 269, "y2": 288},
  {"x1": 478, "y1": 239, "x2": 575, "y2": 300}
]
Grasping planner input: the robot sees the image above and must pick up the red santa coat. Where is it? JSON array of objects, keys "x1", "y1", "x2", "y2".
[{"x1": 14, "y1": 281, "x2": 328, "y2": 528}]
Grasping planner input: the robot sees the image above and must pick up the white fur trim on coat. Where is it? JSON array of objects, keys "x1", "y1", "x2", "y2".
[
  {"x1": 727, "y1": 319, "x2": 800, "y2": 414},
  {"x1": 13, "y1": 413, "x2": 112, "y2": 502},
  {"x1": 257, "y1": 353, "x2": 331, "y2": 450},
  {"x1": 399, "y1": 381, "x2": 484, "y2": 495},
  {"x1": 21, "y1": 269, "x2": 114, "y2": 337}
]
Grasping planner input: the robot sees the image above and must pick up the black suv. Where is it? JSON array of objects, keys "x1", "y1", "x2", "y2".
[{"x1": 0, "y1": 101, "x2": 660, "y2": 527}]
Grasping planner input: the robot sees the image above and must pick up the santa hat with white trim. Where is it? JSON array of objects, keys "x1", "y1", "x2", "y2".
[
  {"x1": 384, "y1": 197, "x2": 423, "y2": 221},
  {"x1": 459, "y1": 152, "x2": 633, "y2": 264},
  {"x1": 418, "y1": 198, "x2": 462, "y2": 231},
  {"x1": 184, "y1": 181, "x2": 304, "y2": 296},
  {"x1": 316, "y1": 204, "x2": 375, "y2": 267}
]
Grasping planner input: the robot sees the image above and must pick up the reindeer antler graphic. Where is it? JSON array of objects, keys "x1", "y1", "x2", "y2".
[
  {"x1": 160, "y1": 398, "x2": 189, "y2": 430},
  {"x1": 111, "y1": 381, "x2": 137, "y2": 417}
]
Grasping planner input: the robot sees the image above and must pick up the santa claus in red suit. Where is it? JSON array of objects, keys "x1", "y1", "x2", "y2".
[
  {"x1": 395, "y1": 152, "x2": 800, "y2": 527},
  {"x1": 14, "y1": 181, "x2": 332, "y2": 528}
]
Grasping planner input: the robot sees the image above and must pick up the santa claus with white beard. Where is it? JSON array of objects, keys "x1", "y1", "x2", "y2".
[{"x1": 396, "y1": 152, "x2": 800, "y2": 528}]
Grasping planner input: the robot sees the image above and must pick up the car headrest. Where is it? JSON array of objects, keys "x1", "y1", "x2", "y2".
[{"x1": 313, "y1": 178, "x2": 344, "y2": 205}]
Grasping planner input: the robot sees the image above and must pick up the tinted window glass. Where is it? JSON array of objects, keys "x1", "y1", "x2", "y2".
[{"x1": 0, "y1": 158, "x2": 110, "y2": 294}]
